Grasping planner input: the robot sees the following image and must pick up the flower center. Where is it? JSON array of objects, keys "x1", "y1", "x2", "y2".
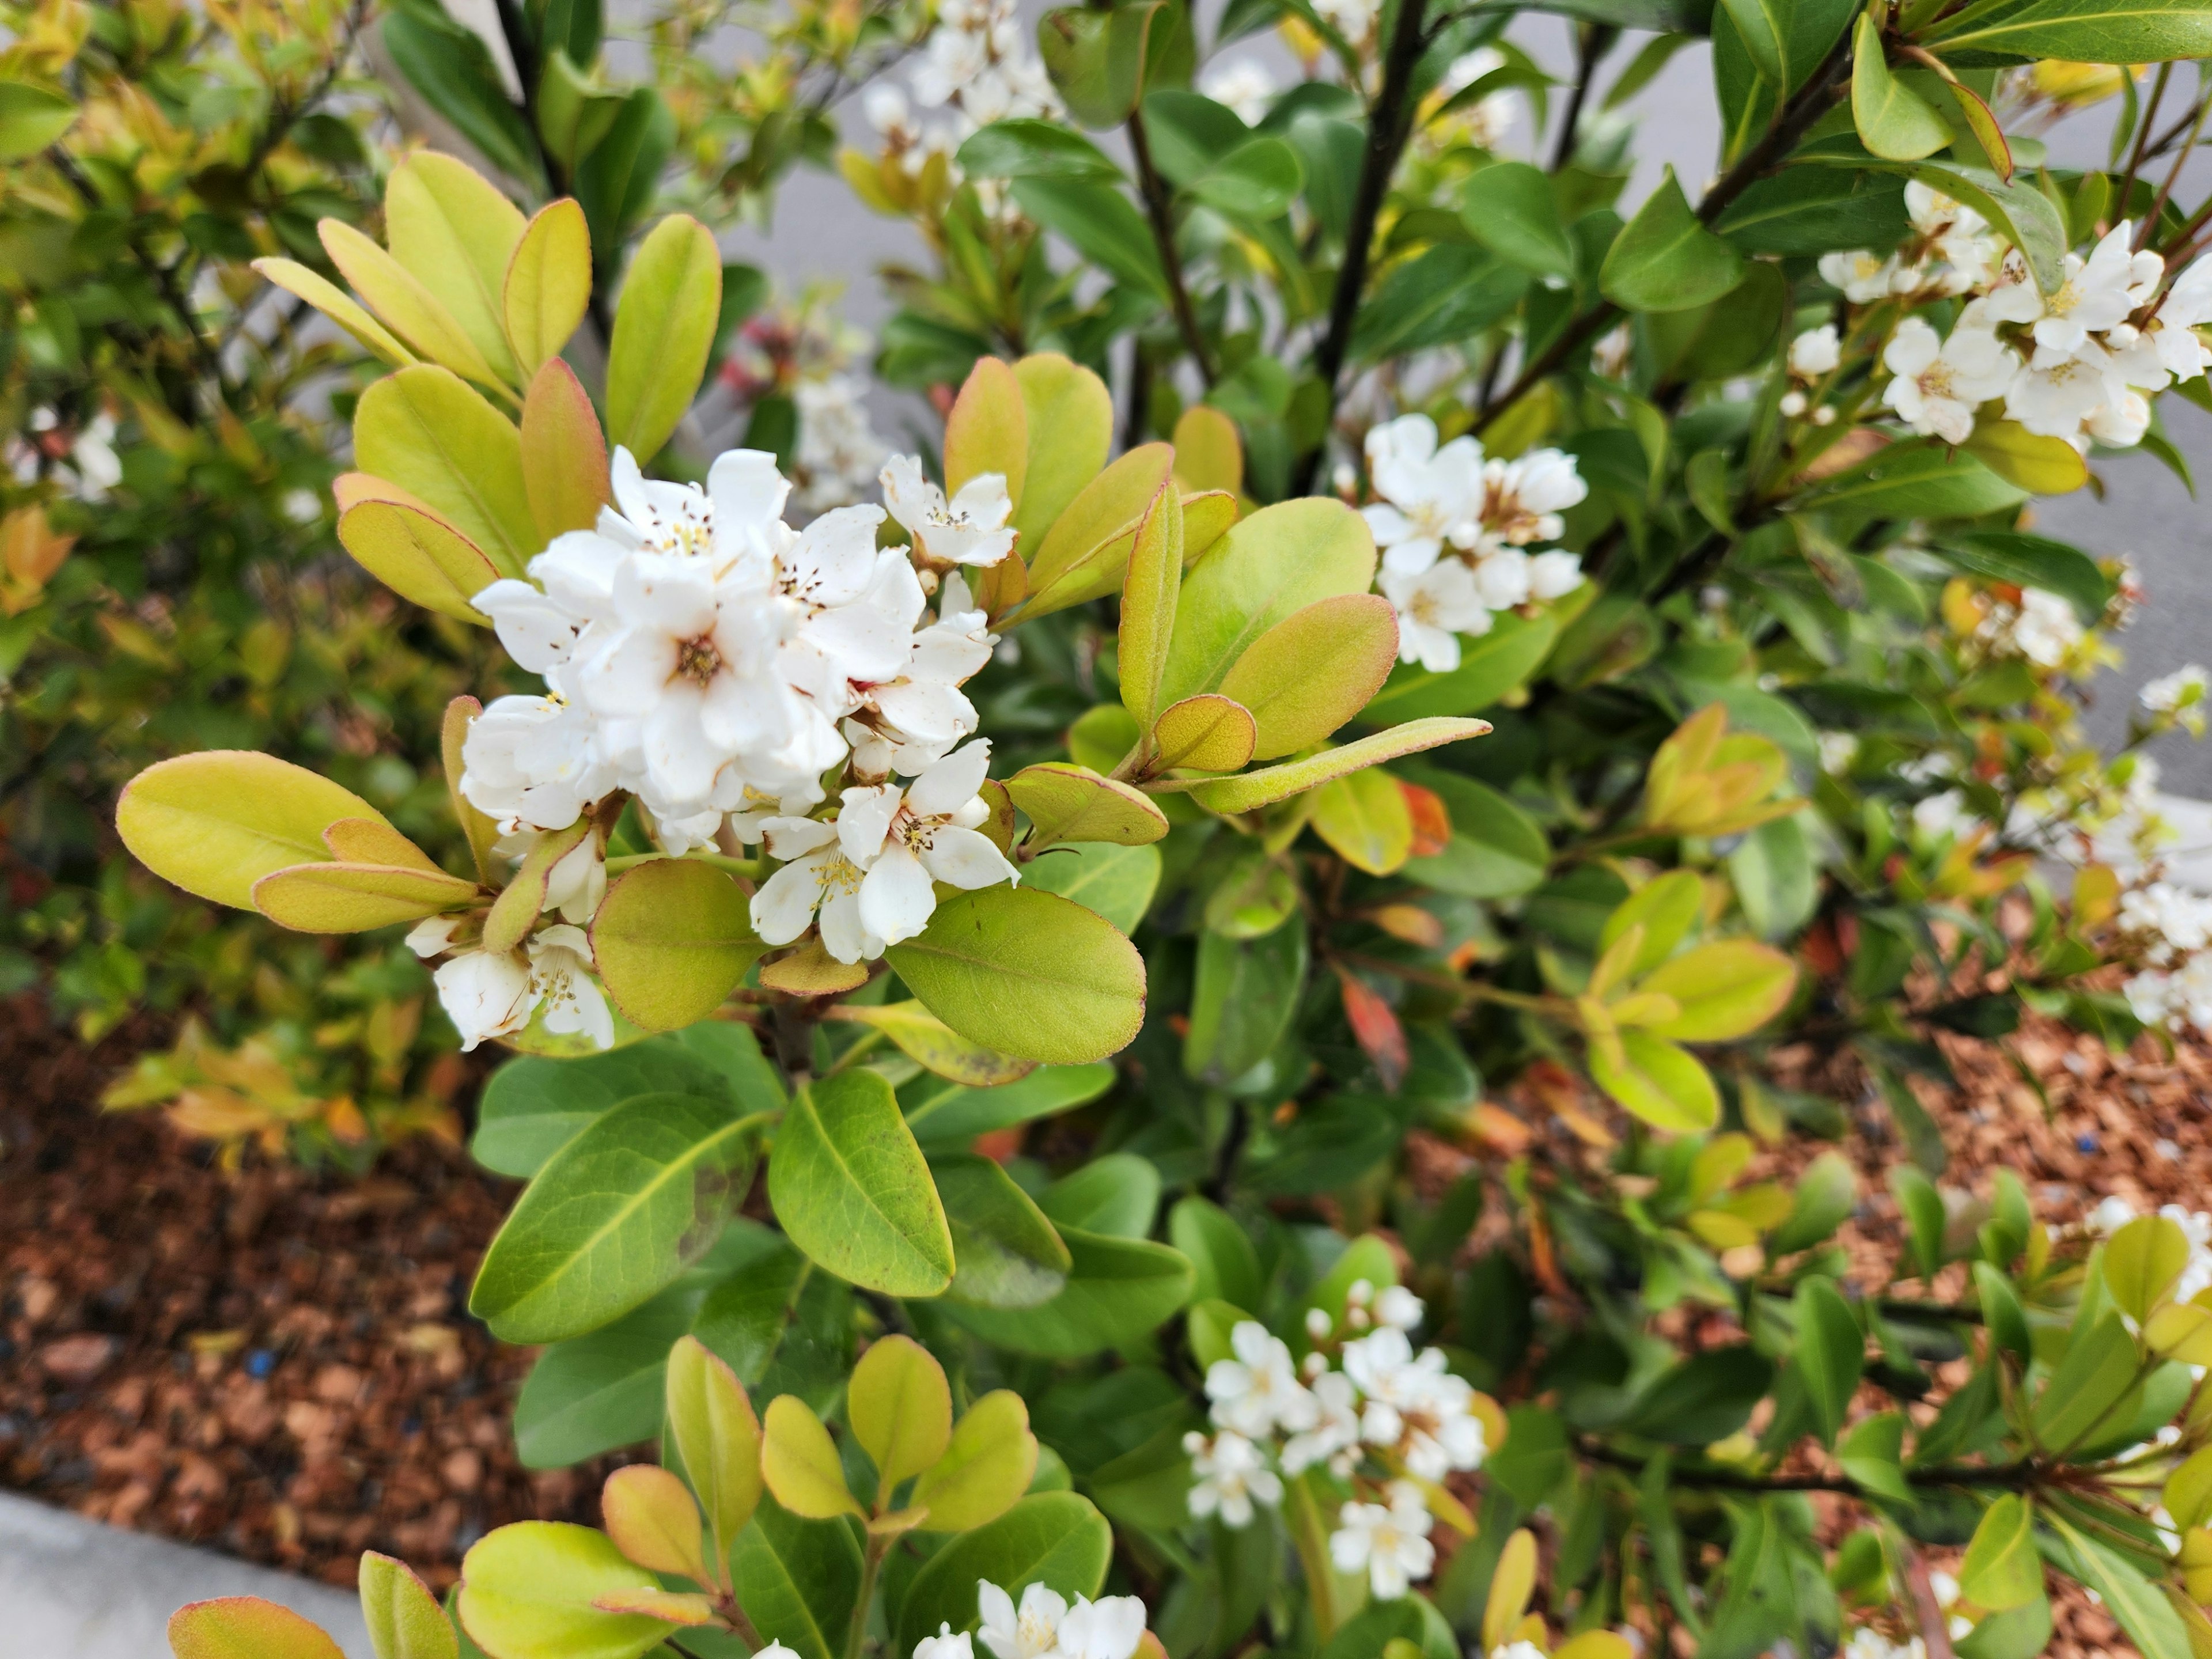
[
  {"x1": 676, "y1": 634, "x2": 722, "y2": 685},
  {"x1": 815, "y1": 853, "x2": 865, "y2": 896},
  {"x1": 1919, "y1": 362, "x2": 1957, "y2": 400}
]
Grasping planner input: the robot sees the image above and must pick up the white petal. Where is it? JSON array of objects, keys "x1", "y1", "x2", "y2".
[
  {"x1": 615, "y1": 553, "x2": 719, "y2": 635},
  {"x1": 837, "y1": 782, "x2": 903, "y2": 865},
  {"x1": 910, "y1": 739, "x2": 991, "y2": 817},
  {"x1": 858, "y1": 842, "x2": 939, "y2": 945},
  {"x1": 751, "y1": 854, "x2": 828, "y2": 945},
  {"x1": 920, "y1": 825, "x2": 1018, "y2": 889}
]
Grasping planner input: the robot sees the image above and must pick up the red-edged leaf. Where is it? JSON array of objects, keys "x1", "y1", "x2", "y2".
[
  {"x1": 1400, "y1": 781, "x2": 1450, "y2": 857},
  {"x1": 1334, "y1": 964, "x2": 1408, "y2": 1092}
]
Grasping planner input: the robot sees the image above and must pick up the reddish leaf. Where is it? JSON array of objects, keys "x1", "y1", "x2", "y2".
[
  {"x1": 1399, "y1": 781, "x2": 1450, "y2": 857},
  {"x1": 1333, "y1": 964, "x2": 1408, "y2": 1092}
]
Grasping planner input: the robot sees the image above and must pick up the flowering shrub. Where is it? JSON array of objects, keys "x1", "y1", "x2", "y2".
[{"x1": 71, "y1": 0, "x2": 2212, "y2": 1655}]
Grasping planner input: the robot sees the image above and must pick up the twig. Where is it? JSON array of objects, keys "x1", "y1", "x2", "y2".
[
  {"x1": 2140, "y1": 77, "x2": 2212, "y2": 250},
  {"x1": 1292, "y1": 0, "x2": 1435, "y2": 493},
  {"x1": 1127, "y1": 106, "x2": 1216, "y2": 388},
  {"x1": 1548, "y1": 24, "x2": 1615, "y2": 173}
]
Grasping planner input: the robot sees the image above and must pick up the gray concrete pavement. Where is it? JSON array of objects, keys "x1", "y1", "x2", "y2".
[{"x1": 0, "y1": 1492, "x2": 369, "y2": 1659}]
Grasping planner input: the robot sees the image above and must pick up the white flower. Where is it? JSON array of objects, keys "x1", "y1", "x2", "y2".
[
  {"x1": 881, "y1": 454, "x2": 1018, "y2": 568},
  {"x1": 751, "y1": 815, "x2": 882, "y2": 963},
  {"x1": 1528, "y1": 548, "x2": 1585, "y2": 600},
  {"x1": 851, "y1": 572, "x2": 997, "y2": 776},
  {"x1": 1881, "y1": 317, "x2": 2017, "y2": 444},
  {"x1": 1476, "y1": 448, "x2": 1587, "y2": 550},
  {"x1": 2005, "y1": 336, "x2": 2125, "y2": 442},
  {"x1": 1380, "y1": 561, "x2": 1488, "y2": 672},
  {"x1": 914, "y1": 1627, "x2": 974, "y2": 1659},
  {"x1": 1994, "y1": 222, "x2": 2162, "y2": 353},
  {"x1": 1469, "y1": 547, "x2": 1533, "y2": 611},
  {"x1": 834, "y1": 740, "x2": 1020, "y2": 948},
  {"x1": 1312, "y1": 0, "x2": 1379, "y2": 38},
  {"x1": 1185, "y1": 1429, "x2": 1281, "y2": 1527},
  {"x1": 1493, "y1": 1643, "x2": 1549, "y2": 1659},
  {"x1": 2008, "y1": 588, "x2": 2084, "y2": 667},
  {"x1": 1819, "y1": 250, "x2": 1900, "y2": 304},
  {"x1": 1911, "y1": 789, "x2": 1979, "y2": 843},
  {"x1": 2142, "y1": 664, "x2": 2210, "y2": 733},
  {"x1": 541, "y1": 834, "x2": 605, "y2": 925},
  {"x1": 977, "y1": 1582, "x2": 1066, "y2": 1659},
  {"x1": 2147, "y1": 255, "x2": 2212, "y2": 382},
  {"x1": 1329, "y1": 1483, "x2": 1435, "y2": 1600},
  {"x1": 1207, "y1": 1320, "x2": 1319, "y2": 1438},
  {"x1": 793, "y1": 375, "x2": 891, "y2": 513},
  {"x1": 1340, "y1": 1326, "x2": 1487, "y2": 1479},
  {"x1": 1200, "y1": 56, "x2": 1275, "y2": 125},
  {"x1": 1054, "y1": 1596, "x2": 1147, "y2": 1659},
  {"x1": 460, "y1": 694, "x2": 615, "y2": 834},
  {"x1": 406, "y1": 919, "x2": 612, "y2": 1052},
  {"x1": 527, "y1": 924, "x2": 615, "y2": 1050},
  {"x1": 1362, "y1": 414, "x2": 1483, "y2": 575},
  {"x1": 1842, "y1": 1630, "x2": 1927, "y2": 1659},
  {"x1": 281, "y1": 487, "x2": 323, "y2": 525},
  {"x1": 1279, "y1": 1368, "x2": 1362, "y2": 1476},
  {"x1": 1904, "y1": 181, "x2": 1999, "y2": 291},
  {"x1": 1818, "y1": 732, "x2": 1859, "y2": 775},
  {"x1": 1789, "y1": 324, "x2": 1840, "y2": 378},
  {"x1": 1376, "y1": 1285, "x2": 1424, "y2": 1331}
]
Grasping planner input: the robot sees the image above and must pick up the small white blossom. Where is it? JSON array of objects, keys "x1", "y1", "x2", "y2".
[
  {"x1": 1279, "y1": 1368, "x2": 1363, "y2": 1476},
  {"x1": 1184, "y1": 1429, "x2": 1281, "y2": 1526},
  {"x1": 1881, "y1": 317, "x2": 2017, "y2": 444},
  {"x1": 1330, "y1": 1482, "x2": 1435, "y2": 1600},
  {"x1": 2142, "y1": 664, "x2": 2210, "y2": 733},
  {"x1": 1819, "y1": 250, "x2": 1902, "y2": 304},
  {"x1": 881, "y1": 454, "x2": 1018, "y2": 568},
  {"x1": 2006, "y1": 337, "x2": 2125, "y2": 443},
  {"x1": 1363, "y1": 414, "x2": 1483, "y2": 576},
  {"x1": 913, "y1": 1626, "x2": 974, "y2": 1659},
  {"x1": 1789, "y1": 325, "x2": 1840, "y2": 378},
  {"x1": 1985, "y1": 221, "x2": 2161, "y2": 353},
  {"x1": 1819, "y1": 732, "x2": 1859, "y2": 775},
  {"x1": 1381, "y1": 561, "x2": 1490, "y2": 672},
  {"x1": 833, "y1": 740, "x2": 1020, "y2": 948},
  {"x1": 1911, "y1": 789, "x2": 1981, "y2": 843},
  {"x1": 406, "y1": 919, "x2": 612, "y2": 1052},
  {"x1": 1842, "y1": 1629, "x2": 1927, "y2": 1659},
  {"x1": 1376, "y1": 1284, "x2": 1424, "y2": 1331},
  {"x1": 1207, "y1": 1320, "x2": 1319, "y2": 1438},
  {"x1": 1476, "y1": 448, "x2": 1588, "y2": 551},
  {"x1": 976, "y1": 1581, "x2": 1146, "y2": 1659},
  {"x1": 751, "y1": 815, "x2": 881, "y2": 963},
  {"x1": 1200, "y1": 56, "x2": 1276, "y2": 125}
]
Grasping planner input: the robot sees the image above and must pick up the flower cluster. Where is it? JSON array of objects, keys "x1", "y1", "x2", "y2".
[
  {"x1": 868, "y1": 0, "x2": 1061, "y2": 175},
  {"x1": 1975, "y1": 585, "x2": 2085, "y2": 668},
  {"x1": 2142, "y1": 664, "x2": 2211, "y2": 736},
  {"x1": 1183, "y1": 1286, "x2": 1488, "y2": 1601},
  {"x1": 717, "y1": 300, "x2": 891, "y2": 514},
  {"x1": 908, "y1": 1578, "x2": 1149, "y2": 1659},
  {"x1": 404, "y1": 445, "x2": 1022, "y2": 1046},
  {"x1": 2120, "y1": 880, "x2": 2212, "y2": 1037},
  {"x1": 1358, "y1": 414, "x2": 1588, "y2": 673},
  {"x1": 1836, "y1": 185, "x2": 2212, "y2": 453}
]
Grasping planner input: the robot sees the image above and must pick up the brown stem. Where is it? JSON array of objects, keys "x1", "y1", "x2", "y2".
[
  {"x1": 1128, "y1": 107, "x2": 1217, "y2": 388},
  {"x1": 1548, "y1": 24, "x2": 1616, "y2": 172},
  {"x1": 2139, "y1": 80, "x2": 2212, "y2": 250},
  {"x1": 2118, "y1": 62, "x2": 2175, "y2": 218},
  {"x1": 1293, "y1": 0, "x2": 1434, "y2": 493},
  {"x1": 1472, "y1": 35, "x2": 1853, "y2": 437}
]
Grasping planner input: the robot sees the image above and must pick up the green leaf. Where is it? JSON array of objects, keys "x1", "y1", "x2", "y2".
[
  {"x1": 2105, "y1": 1215, "x2": 2191, "y2": 1321},
  {"x1": 1961, "y1": 1496, "x2": 2042, "y2": 1612},
  {"x1": 1006, "y1": 763, "x2": 1170, "y2": 849},
  {"x1": 1178, "y1": 718, "x2": 1491, "y2": 813},
  {"x1": 911, "y1": 1391, "x2": 1039, "y2": 1531},
  {"x1": 1349, "y1": 244, "x2": 1529, "y2": 361},
  {"x1": 605, "y1": 214, "x2": 721, "y2": 463},
  {"x1": 886, "y1": 886, "x2": 1147, "y2": 1065},
  {"x1": 1011, "y1": 176, "x2": 1168, "y2": 299},
  {"x1": 1599, "y1": 168, "x2": 1746, "y2": 313},
  {"x1": 664, "y1": 1334, "x2": 762, "y2": 1564},
  {"x1": 894, "y1": 1494, "x2": 1112, "y2": 1655},
  {"x1": 1459, "y1": 161, "x2": 1575, "y2": 279},
  {"x1": 354, "y1": 366, "x2": 538, "y2": 575},
  {"x1": 1851, "y1": 16, "x2": 1953, "y2": 159},
  {"x1": 1637, "y1": 941, "x2": 1798, "y2": 1040},
  {"x1": 1896, "y1": 160, "x2": 2066, "y2": 294},
  {"x1": 941, "y1": 1226, "x2": 1194, "y2": 1355},
  {"x1": 361, "y1": 1554, "x2": 456, "y2": 1659},
  {"x1": 0, "y1": 81, "x2": 77, "y2": 160},
  {"x1": 334, "y1": 476, "x2": 501, "y2": 622},
  {"x1": 760, "y1": 1393, "x2": 864, "y2": 1518},
  {"x1": 902, "y1": 1062, "x2": 1118, "y2": 1151},
  {"x1": 1837, "y1": 1414, "x2": 1912, "y2": 1502},
  {"x1": 384, "y1": 151, "x2": 527, "y2": 389},
  {"x1": 380, "y1": 13, "x2": 542, "y2": 185},
  {"x1": 1012, "y1": 353, "x2": 1115, "y2": 550},
  {"x1": 1158, "y1": 498, "x2": 1376, "y2": 707},
  {"x1": 1185, "y1": 921, "x2": 1306, "y2": 1084},
  {"x1": 849, "y1": 1333, "x2": 952, "y2": 1487},
  {"x1": 117, "y1": 753, "x2": 394, "y2": 912},
  {"x1": 470, "y1": 1092, "x2": 757, "y2": 1343},
  {"x1": 1039, "y1": 1152, "x2": 1161, "y2": 1238},
  {"x1": 1936, "y1": 530, "x2": 2110, "y2": 623},
  {"x1": 1119, "y1": 480, "x2": 1182, "y2": 728},
  {"x1": 1795, "y1": 435, "x2": 2026, "y2": 521},
  {"x1": 505, "y1": 200, "x2": 594, "y2": 379},
  {"x1": 589, "y1": 859, "x2": 765, "y2": 1031},
  {"x1": 1038, "y1": 3, "x2": 1157, "y2": 128},
  {"x1": 1022, "y1": 841, "x2": 1162, "y2": 934},
  {"x1": 1588, "y1": 1031, "x2": 1720, "y2": 1132},
  {"x1": 169, "y1": 1599, "x2": 347, "y2": 1659},
  {"x1": 1189, "y1": 136, "x2": 1304, "y2": 220},
  {"x1": 320, "y1": 218, "x2": 502, "y2": 389},
  {"x1": 1168, "y1": 1195, "x2": 1263, "y2": 1311},
  {"x1": 251, "y1": 860, "x2": 476, "y2": 933},
  {"x1": 934, "y1": 1154, "x2": 1073, "y2": 1308},
  {"x1": 1793, "y1": 1277, "x2": 1864, "y2": 1442},
  {"x1": 730, "y1": 1497, "x2": 863, "y2": 1659},
  {"x1": 1151, "y1": 694, "x2": 1257, "y2": 772},
  {"x1": 1362, "y1": 609, "x2": 1556, "y2": 723},
  {"x1": 2051, "y1": 1514, "x2": 2194, "y2": 1659},
  {"x1": 770, "y1": 1069, "x2": 953, "y2": 1297},
  {"x1": 512, "y1": 1279, "x2": 705, "y2": 1468},
  {"x1": 1599, "y1": 871, "x2": 1705, "y2": 976},
  {"x1": 1713, "y1": 166, "x2": 1911, "y2": 255},
  {"x1": 1022, "y1": 443, "x2": 1176, "y2": 616},
  {"x1": 1218, "y1": 593, "x2": 1399, "y2": 759},
  {"x1": 956, "y1": 119, "x2": 1124, "y2": 181},
  {"x1": 574, "y1": 88, "x2": 675, "y2": 254},
  {"x1": 831, "y1": 1002, "x2": 1034, "y2": 1088},
  {"x1": 1919, "y1": 0, "x2": 2212, "y2": 65},
  {"x1": 1624, "y1": 1346, "x2": 1774, "y2": 1442},
  {"x1": 1309, "y1": 767, "x2": 1414, "y2": 876},
  {"x1": 1960, "y1": 419, "x2": 2087, "y2": 495},
  {"x1": 944, "y1": 355, "x2": 1031, "y2": 503},
  {"x1": 1400, "y1": 765, "x2": 1550, "y2": 899},
  {"x1": 456, "y1": 1523, "x2": 672, "y2": 1659},
  {"x1": 1771, "y1": 1152, "x2": 1857, "y2": 1255},
  {"x1": 520, "y1": 358, "x2": 611, "y2": 540},
  {"x1": 255, "y1": 257, "x2": 418, "y2": 371},
  {"x1": 2031, "y1": 1312, "x2": 2142, "y2": 1453}
]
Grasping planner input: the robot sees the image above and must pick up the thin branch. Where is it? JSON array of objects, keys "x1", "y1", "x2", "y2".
[
  {"x1": 1127, "y1": 106, "x2": 1216, "y2": 388},
  {"x1": 1293, "y1": 0, "x2": 1434, "y2": 493},
  {"x1": 1472, "y1": 36, "x2": 1853, "y2": 437},
  {"x1": 1548, "y1": 24, "x2": 1615, "y2": 173},
  {"x1": 2140, "y1": 78, "x2": 2212, "y2": 250}
]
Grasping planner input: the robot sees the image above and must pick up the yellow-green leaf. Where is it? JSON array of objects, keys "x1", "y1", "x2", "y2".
[
  {"x1": 945, "y1": 355, "x2": 1029, "y2": 506},
  {"x1": 850, "y1": 1334, "x2": 954, "y2": 1490},
  {"x1": 319, "y1": 219, "x2": 498, "y2": 388},
  {"x1": 760, "y1": 1395, "x2": 865, "y2": 1519},
  {"x1": 1309, "y1": 768, "x2": 1413, "y2": 875},
  {"x1": 1007, "y1": 762, "x2": 1170, "y2": 847},
  {"x1": 2106, "y1": 1215, "x2": 2191, "y2": 1322},
  {"x1": 1589, "y1": 1031, "x2": 1719, "y2": 1132},
  {"x1": 353, "y1": 366, "x2": 538, "y2": 576},
  {"x1": 1483, "y1": 1529, "x2": 1537, "y2": 1652},
  {"x1": 384, "y1": 150, "x2": 528, "y2": 387},
  {"x1": 1961, "y1": 1495, "x2": 2043, "y2": 1611},
  {"x1": 504, "y1": 197, "x2": 593, "y2": 377},
  {"x1": 171, "y1": 1599, "x2": 346, "y2": 1659},
  {"x1": 664, "y1": 1335, "x2": 763, "y2": 1568},
  {"x1": 1171, "y1": 405, "x2": 1242, "y2": 497},
  {"x1": 600, "y1": 1464, "x2": 709, "y2": 1582},
  {"x1": 1962, "y1": 418, "x2": 2089, "y2": 495},
  {"x1": 1150, "y1": 695, "x2": 1256, "y2": 773},
  {"x1": 1012, "y1": 353, "x2": 1113, "y2": 550},
  {"x1": 520, "y1": 359, "x2": 611, "y2": 539},
  {"x1": 1636, "y1": 940, "x2": 1797, "y2": 1041},
  {"x1": 1118, "y1": 480, "x2": 1183, "y2": 728},
  {"x1": 605, "y1": 214, "x2": 721, "y2": 463},
  {"x1": 1850, "y1": 15, "x2": 1953, "y2": 161},
  {"x1": 333, "y1": 474, "x2": 502, "y2": 621},
  {"x1": 1176, "y1": 718, "x2": 1491, "y2": 814},
  {"x1": 444, "y1": 697, "x2": 501, "y2": 885},
  {"x1": 118, "y1": 752, "x2": 394, "y2": 911},
  {"x1": 457, "y1": 1522, "x2": 673, "y2": 1659},
  {"x1": 2170, "y1": 1445, "x2": 2212, "y2": 1530},
  {"x1": 1217, "y1": 592, "x2": 1398, "y2": 760},
  {"x1": 1025, "y1": 442, "x2": 1175, "y2": 615},
  {"x1": 324, "y1": 817, "x2": 442, "y2": 873},
  {"x1": 482, "y1": 818, "x2": 593, "y2": 954},
  {"x1": 833, "y1": 1001, "x2": 1037, "y2": 1086},
  {"x1": 252, "y1": 861, "x2": 479, "y2": 933},
  {"x1": 1597, "y1": 870, "x2": 1705, "y2": 978},
  {"x1": 770, "y1": 1068, "x2": 957, "y2": 1296},
  {"x1": 1180, "y1": 490, "x2": 1238, "y2": 566},
  {"x1": 360, "y1": 1554, "x2": 456, "y2": 1659},
  {"x1": 589, "y1": 858, "x2": 764, "y2": 1030},
  {"x1": 910, "y1": 1391, "x2": 1039, "y2": 1533},
  {"x1": 252, "y1": 257, "x2": 417, "y2": 370}
]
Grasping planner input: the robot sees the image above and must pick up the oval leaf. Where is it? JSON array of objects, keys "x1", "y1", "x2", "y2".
[
  {"x1": 252, "y1": 861, "x2": 478, "y2": 933},
  {"x1": 457, "y1": 1522, "x2": 672, "y2": 1659},
  {"x1": 520, "y1": 357, "x2": 612, "y2": 539},
  {"x1": 385, "y1": 150, "x2": 528, "y2": 387},
  {"x1": 590, "y1": 858, "x2": 766, "y2": 1031},
  {"x1": 170, "y1": 1600, "x2": 346, "y2": 1659},
  {"x1": 1218, "y1": 592, "x2": 1398, "y2": 760},
  {"x1": 334, "y1": 474, "x2": 501, "y2": 621},
  {"x1": 849, "y1": 1333, "x2": 953, "y2": 1488},
  {"x1": 1637, "y1": 940, "x2": 1798, "y2": 1040},
  {"x1": 505, "y1": 198, "x2": 593, "y2": 377},
  {"x1": 911, "y1": 1389, "x2": 1040, "y2": 1532},
  {"x1": 768, "y1": 1068, "x2": 956, "y2": 1297},
  {"x1": 354, "y1": 366, "x2": 538, "y2": 575},
  {"x1": 1150, "y1": 694, "x2": 1255, "y2": 772},
  {"x1": 605, "y1": 214, "x2": 721, "y2": 463},
  {"x1": 118, "y1": 752, "x2": 393, "y2": 911},
  {"x1": 1006, "y1": 763, "x2": 1169, "y2": 848},
  {"x1": 760, "y1": 1394, "x2": 865, "y2": 1518}
]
